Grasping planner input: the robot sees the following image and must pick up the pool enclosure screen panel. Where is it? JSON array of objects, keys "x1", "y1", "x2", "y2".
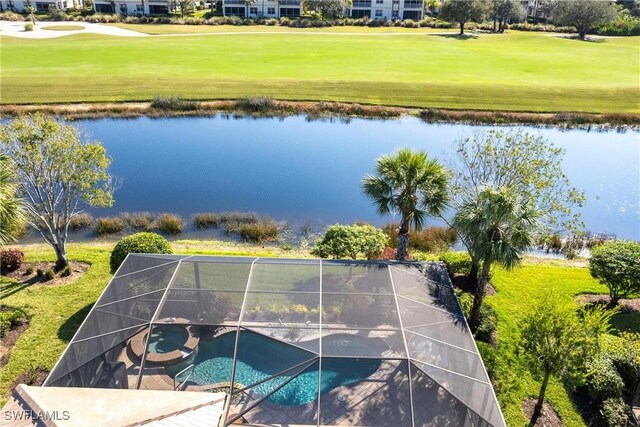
[{"x1": 45, "y1": 254, "x2": 506, "y2": 427}]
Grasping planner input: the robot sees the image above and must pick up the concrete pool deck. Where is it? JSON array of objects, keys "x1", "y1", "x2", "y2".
[{"x1": 0, "y1": 385, "x2": 225, "y2": 426}]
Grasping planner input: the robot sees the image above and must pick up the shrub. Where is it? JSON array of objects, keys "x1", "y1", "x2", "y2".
[
  {"x1": 410, "y1": 227, "x2": 457, "y2": 252},
  {"x1": 120, "y1": 211, "x2": 155, "y2": 231},
  {"x1": 0, "y1": 308, "x2": 26, "y2": 337},
  {"x1": 239, "y1": 220, "x2": 279, "y2": 243},
  {"x1": 150, "y1": 96, "x2": 200, "y2": 111},
  {"x1": 156, "y1": 213, "x2": 184, "y2": 235},
  {"x1": 236, "y1": 97, "x2": 276, "y2": 113},
  {"x1": 595, "y1": 14, "x2": 640, "y2": 36},
  {"x1": 1, "y1": 249, "x2": 25, "y2": 273},
  {"x1": 456, "y1": 290, "x2": 497, "y2": 343},
  {"x1": 50, "y1": 9, "x2": 68, "y2": 20},
  {"x1": 44, "y1": 269, "x2": 55, "y2": 281},
  {"x1": 312, "y1": 224, "x2": 388, "y2": 260},
  {"x1": 602, "y1": 332, "x2": 640, "y2": 397},
  {"x1": 25, "y1": 266, "x2": 34, "y2": 275},
  {"x1": 280, "y1": 242, "x2": 293, "y2": 251},
  {"x1": 69, "y1": 213, "x2": 94, "y2": 230},
  {"x1": 381, "y1": 222, "x2": 399, "y2": 248},
  {"x1": 589, "y1": 240, "x2": 640, "y2": 301},
  {"x1": 193, "y1": 213, "x2": 219, "y2": 229},
  {"x1": 0, "y1": 11, "x2": 25, "y2": 21},
  {"x1": 24, "y1": 22, "x2": 34, "y2": 31},
  {"x1": 586, "y1": 356, "x2": 625, "y2": 401},
  {"x1": 61, "y1": 266, "x2": 72, "y2": 277},
  {"x1": 599, "y1": 397, "x2": 630, "y2": 427},
  {"x1": 95, "y1": 217, "x2": 126, "y2": 236},
  {"x1": 110, "y1": 232, "x2": 173, "y2": 272},
  {"x1": 439, "y1": 251, "x2": 472, "y2": 277},
  {"x1": 36, "y1": 269, "x2": 44, "y2": 278}
]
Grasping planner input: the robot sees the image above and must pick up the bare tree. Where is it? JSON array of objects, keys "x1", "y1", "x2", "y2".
[{"x1": 0, "y1": 114, "x2": 116, "y2": 269}]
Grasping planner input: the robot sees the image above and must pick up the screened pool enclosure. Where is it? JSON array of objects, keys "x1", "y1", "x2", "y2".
[{"x1": 45, "y1": 255, "x2": 506, "y2": 427}]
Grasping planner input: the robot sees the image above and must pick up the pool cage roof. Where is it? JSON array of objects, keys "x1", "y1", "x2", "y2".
[{"x1": 45, "y1": 254, "x2": 505, "y2": 427}]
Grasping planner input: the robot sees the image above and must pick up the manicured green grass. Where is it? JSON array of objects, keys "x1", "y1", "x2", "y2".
[
  {"x1": 1, "y1": 31, "x2": 638, "y2": 112},
  {"x1": 111, "y1": 23, "x2": 449, "y2": 34},
  {"x1": 487, "y1": 260, "x2": 610, "y2": 426}
]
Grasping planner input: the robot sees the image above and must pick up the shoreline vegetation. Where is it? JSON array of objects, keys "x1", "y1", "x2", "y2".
[{"x1": 2, "y1": 98, "x2": 639, "y2": 128}]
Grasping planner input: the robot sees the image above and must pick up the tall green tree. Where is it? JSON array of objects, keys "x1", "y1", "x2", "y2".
[
  {"x1": 490, "y1": 0, "x2": 525, "y2": 32},
  {"x1": 439, "y1": 0, "x2": 489, "y2": 35},
  {"x1": 0, "y1": 114, "x2": 116, "y2": 269},
  {"x1": 551, "y1": 0, "x2": 618, "y2": 39},
  {"x1": 589, "y1": 240, "x2": 640, "y2": 302},
  {"x1": 453, "y1": 186, "x2": 539, "y2": 331},
  {"x1": 303, "y1": 0, "x2": 350, "y2": 19},
  {"x1": 362, "y1": 148, "x2": 450, "y2": 261},
  {"x1": 0, "y1": 155, "x2": 25, "y2": 245},
  {"x1": 520, "y1": 293, "x2": 616, "y2": 426},
  {"x1": 451, "y1": 129, "x2": 584, "y2": 290}
]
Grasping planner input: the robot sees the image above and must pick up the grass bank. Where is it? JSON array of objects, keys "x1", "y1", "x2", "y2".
[
  {"x1": 2, "y1": 99, "x2": 638, "y2": 128},
  {"x1": 0, "y1": 241, "x2": 622, "y2": 427},
  {"x1": 1, "y1": 31, "x2": 638, "y2": 113}
]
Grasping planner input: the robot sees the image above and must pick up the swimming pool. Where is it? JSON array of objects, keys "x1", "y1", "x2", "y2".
[
  {"x1": 165, "y1": 331, "x2": 381, "y2": 406},
  {"x1": 148, "y1": 325, "x2": 189, "y2": 354}
]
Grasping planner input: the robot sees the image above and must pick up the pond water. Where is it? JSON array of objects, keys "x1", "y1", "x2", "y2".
[{"x1": 78, "y1": 116, "x2": 639, "y2": 240}]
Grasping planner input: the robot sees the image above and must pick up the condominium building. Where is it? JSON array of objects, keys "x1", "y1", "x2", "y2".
[
  {"x1": 92, "y1": 0, "x2": 170, "y2": 15},
  {"x1": 0, "y1": 0, "x2": 79, "y2": 12},
  {"x1": 350, "y1": 0, "x2": 423, "y2": 20},
  {"x1": 224, "y1": 0, "x2": 301, "y2": 19}
]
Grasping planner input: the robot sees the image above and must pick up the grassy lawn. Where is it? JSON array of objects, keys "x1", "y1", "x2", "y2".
[
  {"x1": 111, "y1": 23, "x2": 450, "y2": 34},
  {"x1": 1, "y1": 30, "x2": 638, "y2": 113},
  {"x1": 1, "y1": 241, "x2": 622, "y2": 427}
]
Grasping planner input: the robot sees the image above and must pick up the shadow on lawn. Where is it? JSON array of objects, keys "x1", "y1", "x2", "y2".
[
  {"x1": 58, "y1": 302, "x2": 94, "y2": 342},
  {"x1": 432, "y1": 33, "x2": 479, "y2": 40},
  {"x1": 0, "y1": 280, "x2": 36, "y2": 300}
]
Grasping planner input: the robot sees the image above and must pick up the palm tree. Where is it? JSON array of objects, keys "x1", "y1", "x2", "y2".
[
  {"x1": 362, "y1": 148, "x2": 450, "y2": 261},
  {"x1": 0, "y1": 155, "x2": 25, "y2": 245},
  {"x1": 453, "y1": 186, "x2": 539, "y2": 331}
]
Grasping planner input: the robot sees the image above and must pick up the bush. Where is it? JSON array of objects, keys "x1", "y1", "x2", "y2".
[
  {"x1": 586, "y1": 356, "x2": 625, "y2": 401},
  {"x1": 439, "y1": 251, "x2": 472, "y2": 277},
  {"x1": 110, "y1": 232, "x2": 173, "y2": 273},
  {"x1": 0, "y1": 307, "x2": 26, "y2": 337},
  {"x1": 61, "y1": 266, "x2": 72, "y2": 277},
  {"x1": 595, "y1": 14, "x2": 640, "y2": 36},
  {"x1": 599, "y1": 397, "x2": 630, "y2": 427},
  {"x1": 239, "y1": 220, "x2": 279, "y2": 243},
  {"x1": 50, "y1": 9, "x2": 68, "y2": 20},
  {"x1": 44, "y1": 269, "x2": 55, "y2": 281},
  {"x1": 235, "y1": 97, "x2": 276, "y2": 113},
  {"x1": 69, "y1": 213, "x2": 94, "y2": 230},
  {"x1": 193, "y1": 213, "x2": 219, "y2": 229},
  {"x1": 36, "y1": 269, "x2": 44, "y2": 278},
  {"x1": 156, "y1": 213, "x2": 184, "y2": 235},
  {"x1": 312, "y1": 224, "x2": 388, "y2": 260},
  {"x1": 456, "y1": 290, "x2": 497, "y2": 343},
  {"x1": 95, "y1": 216, "x2": 126, "y2": 236},
  {"x1": 589, "y1": 240, "x2": 640, "y2": 301},
  {"x1": 25, "y1": 266, "x2": 34, "y2": 275},
  {"x1": 410, "y1": 227, "x2": 457, "y2": 252},
  {"x1": 120, "y1": 211, "x2": 155, "y2": 231},
  {"x1": 150, "y1": 96, "x2": 200, "y2": 111},
  {"x1": 0, "y1": 11, "x2": 25, "y2": 21},
  {"x1": 24, "y1": 22, "x2": 34, "y2": 31},
  {"x1": 1, "y1": 249, "x2": 25, "y2": 273},
  {"x1": 602, "y1": 332, "x2": 640, "y2": 397}
]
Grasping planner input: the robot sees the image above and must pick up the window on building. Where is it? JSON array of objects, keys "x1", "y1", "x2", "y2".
[
  {"x1": 267, "y1": 7, "x2": 275, "y2": 14},
  {"x1": 351, "y1": 9, "x2": 370, "y2": 18},
  {"x1": 375, "y1": 9, "x2": 382, "y2": 17},
  {"x1": 35, "y1": 2, "x2": 53, "y2": 12},
  {"x1": 225, "y1": 6, "x2": 246, "y2": 16},
  {"x1": 149, "y1": 4, "x2": 169, "y2": 14},
  {"x1": 279, "y1": 7, "x2": 300, "y2": 17},
  {"x1": 402, "y1": 10, "x2": 421, "y2": 19},
  {"x1": 249, "y1": 6, "x2": 257, "y2": 14},
  {"x1": 136, "y1": 3, "x2": 143, "y2": 11},
  {"x1": 376, "y1": 0, "x2": 383, "y2": 4}
]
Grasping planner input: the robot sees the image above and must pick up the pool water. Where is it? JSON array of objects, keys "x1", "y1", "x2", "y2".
[
  {"x1": 147, "y1": 325, "x2": 189, "y2": 354},
  {"x1": 166, "y1": 331, "x2": 380, "y2": 406}
]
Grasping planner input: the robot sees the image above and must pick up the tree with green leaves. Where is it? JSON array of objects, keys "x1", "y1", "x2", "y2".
[
  {"x1": 453, "y1": 186, "x2": 539, "y2": 331},
  {"x1": 172, "y1": 0, "x2": 196, "y2": 18},
  {"x1": 303, "y1": 0, "x2": 350, "y2": 19},
  {"x1": 520, "y1": 292, "x2": 616, "y2": 426},
  {"x1": 450, "y1": 129, "x2": 585, "y2": 292},
  {"x1": 551, "y1": 0, "x2": 618, "y2": 39},
  {"x1": 490, "y1": 0, "x2": 525, "y2": 32},
  {"x1": 589, "y1": 240, "x2": 640, "y2": 302},
  {"x1": 0, "y1": 114, "x2": 116, "y2": 269},
  {"x1": 0, "y1": 155, "x2": 25, "y2": 245},
  {"x1": 362, "y1": 149, "x2": 450, "y2": 261},
  {"x1": 312, "y1": 224, "x2": 388, "y2": 260},
  {"x1": 439, "y1": 0, "x2": 489, "y2": 35}
]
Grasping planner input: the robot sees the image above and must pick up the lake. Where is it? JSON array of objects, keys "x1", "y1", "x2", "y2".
[{"x1": 77, "y1": 116, "x2": 639, "y2": 240}]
